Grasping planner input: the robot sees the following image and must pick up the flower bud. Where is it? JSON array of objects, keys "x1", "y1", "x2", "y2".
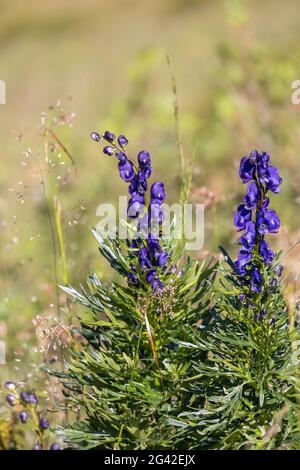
[
  {"x1": 90, "y1": 132, "x2": 101, "y2": 142},
  {"x1": 33, "y1": 443, "x2": 42, "y2": 450},
  {"x1": 39, "y1": 417, "x2": 49, "y2": 430},
  {"x1": 20, "y1": 391, "x2": 38, "y2": 405},
  {"x1": 115, "y1": 151, "x2": 127, "y2": 163},
  {"x1": 274, "y1": 264, "x2": 283, "y2": 277},
  {"x1": 118, "y1": 135, "x2": 128, "y2": 147},
  {"x1": 269, "y1": 317, "x2": 276, "y2": 328},
  {"x1": 6, "y1": 394, "x2": 17, "y2": 406},
  {"x1": 103, "y1": 146, "x2": 114, "y2": 156},
  {"x1": 50, "y1": 443, "x2": 60, "y2": 450},
  {"x1": 103, "y1": 131, "x2": 115, "y2": 142},
  {"x1": 4, "y1": 381, "x2": 16, "y2": 390},
  {"x1": 19, "y1": 411, "x2": 29, "y2": 424},
  {"x1": 138, "y1": 150, "x2": 151, "y2": 168}
]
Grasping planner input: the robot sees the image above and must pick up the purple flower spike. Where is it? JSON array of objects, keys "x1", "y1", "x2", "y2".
[
  {"x1": 234, "y1": 150, "x2": 282, "y2": 298},
  {"x1": 118, "y1": 135, "x2": 128, "y2": 147},
  {"x1": 92, "y1": 130, "x2": 170, "y2": 295}
]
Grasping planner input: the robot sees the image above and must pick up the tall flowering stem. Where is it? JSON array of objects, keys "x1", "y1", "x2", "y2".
[
  {"x1": 234, "y1": 150, "x2": 282, "y2": 303},
  {"x1": 91, "y1": 130, "x2": 171, "y2": 291}
]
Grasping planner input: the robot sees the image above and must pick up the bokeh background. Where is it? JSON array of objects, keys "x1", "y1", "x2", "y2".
[{"x1": 1, "y1": 0, "x2": 300, "y2": 388}]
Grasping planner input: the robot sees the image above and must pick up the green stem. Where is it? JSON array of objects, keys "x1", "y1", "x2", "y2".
[{"x1": 54, "y1": 197, "x2": 68, "y2": 286}]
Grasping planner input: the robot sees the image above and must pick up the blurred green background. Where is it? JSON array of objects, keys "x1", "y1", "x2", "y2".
[{"x1": 1, "y1": 0, "x2": 300, "y2": 382}]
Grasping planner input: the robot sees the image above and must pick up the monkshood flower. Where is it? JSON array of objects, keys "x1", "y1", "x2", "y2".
[
  {"x1": 258, "y1": 165, "x2": 282, "y2": 193},
  {"x1": 256, "y1": 208, "x2": 280, "y2": 234},
  {"x1": 234, "y1": 248, "x2": 252, "y2": 276},
  {"x1": 91, "y1": 130, "x2": 170, "y2": 291},
  {"x1": 250, "y1": 266, "x2": 263, "y2": 293},
  {"x1": 234, "y1": 150, "x2": 282, "y2": 301},
  {"x1": 243, "y1": 182, "x2": 259, "y2": 210},
  {"x1": 234, "y1": 204, "x2": 251, "y2": 231},
  {"x1": 239, "y1": 155, "x2": 256, "y2": 183},
  {"x1": 259, "y1": 240, "x2": 275, "y2": 265},
  {"x1": 239, "y1": 222, "x2": 256, "y2": 250}
]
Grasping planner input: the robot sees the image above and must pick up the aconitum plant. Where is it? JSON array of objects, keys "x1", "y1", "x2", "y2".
[
  {"x1": 91, "y1": 130, "x2": 170, "y2": 291},
  {"x1": 234, "y1": 150, "x2": 282, "y2": 297},
  {"x1": 171, "y1": 150, "x2": 300, "y2": 450},
  {"x1": 52, "y1": 130, "x2": 213, "y2": 450}
]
